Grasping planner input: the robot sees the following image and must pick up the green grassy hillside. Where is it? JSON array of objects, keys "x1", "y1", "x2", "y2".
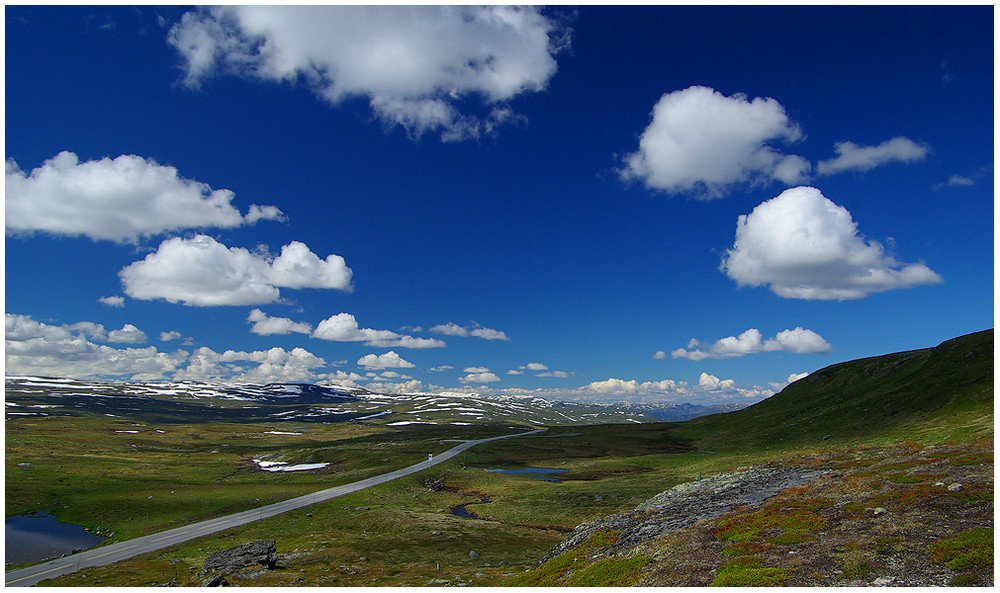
[{"x1": 678, "y1": 329, "x2": 993, "y2": 451}]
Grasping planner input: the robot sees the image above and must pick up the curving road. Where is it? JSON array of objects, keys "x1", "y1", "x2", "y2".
[{"x1": 5, "y1": 429, "x2": 545, "y2": 587}]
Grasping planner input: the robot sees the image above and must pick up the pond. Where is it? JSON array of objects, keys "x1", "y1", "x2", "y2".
[
  {"x1": 483, "y1": 467, "x2": 569, "y2": 482},
  {"x1": 5, "y1": 511, "x2": 105, "y2": 564}
]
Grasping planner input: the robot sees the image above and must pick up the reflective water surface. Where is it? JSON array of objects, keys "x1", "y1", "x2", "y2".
[
  {"x1": 5, "y1": 512, "x2": 105, "y2": 564},
  {"x1": 483, "y1": 467, "x2": 569, "y2": 481}
]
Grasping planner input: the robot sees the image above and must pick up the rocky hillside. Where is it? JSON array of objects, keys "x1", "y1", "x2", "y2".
[{"x1": 508, "y1": 441, "x2": 993, "y2": 587}]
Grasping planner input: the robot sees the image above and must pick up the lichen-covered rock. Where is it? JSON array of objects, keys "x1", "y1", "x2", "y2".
[
  {"x1": 542, "y1": 466, "x2": 828, "y2": 562},
  {"x1": 202, "y1": 540, "x2": 277, "y2": 575}
]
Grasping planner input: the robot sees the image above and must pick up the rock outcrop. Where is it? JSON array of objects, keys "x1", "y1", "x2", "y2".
[
  {"x1": 202, "y1": 540, "x2": 278, "y2": 575},
  {"x1": 542, "y1": 466, "x2": 828, "y2": 562}
]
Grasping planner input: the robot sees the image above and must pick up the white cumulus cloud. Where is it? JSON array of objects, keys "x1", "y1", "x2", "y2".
[
  {"x1": 720, "y1": 186, "x2": 942, "y2": 300},
  {"x1": 247, "y1": 309, "x2": 313, "y2": 335},
  {"x1": 816, "y1": 137, "x2": 930, "y2": 175},
  {"x1": 159, "y1": 331, "x2": 183, "y2": 342},
  {"x1": 174, "y1": 345, "x2": 327, "y2": 383},
  {"x1": 168, "y1": 6, "x2": 567, "y2": 142},
  {"x1": 459, "y1": 371, "x2": 501, "y2": 384},
  {"x1": 671, "y1": 327, "x2": 831, "y2": 360},
  {"x1": 698, "y1": 372, "x2": 737, "y2": 392},
  {"x1": 119, "y1": 235, "x2": 352, "y2": 306},
  {"x1": 620, "y1": 86, "x2": 809, "y2": 198},
  {"x1": 312, "y1": 313, "x2": 445, "y2": 349},
  {"x1": 5, "y1": 151, "x2": 283, "y2": 243},
  {"x1": 5, "y1": 314, "x2": 186, "y2": 381},
  {"x1": 770, "y1": 372, "x2": 810, "y2": 391},
  {"x1": 357, "y1": 351, "x2": 415, "y2": 370},
  {"x1": 107, "y1": 323, "x2": 148, "y2": 344}
]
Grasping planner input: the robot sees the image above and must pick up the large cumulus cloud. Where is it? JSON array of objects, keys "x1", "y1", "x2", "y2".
[
  {"x1": 5, "y1": 314, "x2": 186, "y2": 381},
  {"x1": 620, "y1": 86, "x2": 810, "y2": 198},
  {"x1": 720, "y1": 186, "x2": 942, "y2": 300},
  {"x1": 119, "y1": 235, "x2": 353, "y2": 306},
  {"x1": 168, "y1": 6, "x2": 568, "y2": 141},
  {"x1": 5, "y1": 151, "x2": 283, "y2": 243}
]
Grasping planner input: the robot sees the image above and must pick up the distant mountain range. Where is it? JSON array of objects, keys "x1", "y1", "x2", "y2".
[{"x1": 5, "y1": 375, "x2": 739, "y2": 426}]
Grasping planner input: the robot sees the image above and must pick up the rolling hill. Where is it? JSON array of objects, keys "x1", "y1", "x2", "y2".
[{"x1": 677, "y1": 329, "x2": 993, "y2": 451}]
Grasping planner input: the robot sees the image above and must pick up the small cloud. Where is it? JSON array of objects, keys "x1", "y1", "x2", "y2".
[
  {"x1": 816, "y1": 137, "x2": 930, "y2": 175},
  {"x1": 770, "y1": 372, "x2": 809, "y2": 391},
  {"x1": 107, "y1": 324, "x2": 147, "y2": 344},
  {"x1": 506, "y1": 369, "x2": 524, "y2": 375},
  {"x1": 672, "y1": 327, "x2": 831, "y2": 360},
  {"x1": 160, "y1": 331, "x2": 183, "y2": 341},
  {"x1": 652, "y1": 350, "x2": 666, "y2": 360},
  {"x1": 698, "y1": 372, "x2": 736, "y2": 392},
  {"x1": 947, "y1": 175, "x2": 975, "y2": 186},
  {"x1": 98, "y1": 295, "x2": 125, "y2": 307},
  {"x1": 247, "y1": 308, "x2": 312, "y2": 335},
  {"x1": 523, "y1": 362, "x2": 548, "y2": 371},
  {"x1": 459, "y1": 371, "x2": 501, "y2": 384},
  {"x1": 463, "y1": 366, "x2": 490, "y2": 373},
  {"x1": 313, "y1": 313, "x2": 445, "y2": 349},
  {"x1": 357, "y1": 351, "x2": 415, "y2": 370},
  {"x1": 431, "y1": 322, "x2": 509, "y2": 341},
  {"x1": 428, "y1": 365, "x2": 454, "y2": 372},
  {"x1": 537, "y1": 370, "x2": 569, "y2": 378}
]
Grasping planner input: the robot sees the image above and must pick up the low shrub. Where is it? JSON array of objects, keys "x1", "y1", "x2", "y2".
[
  {"x1": 948, "y1": 452, "x2": 993, "y2": 466},
  {"x1": 768, "y1": 532, "x2": 814, "y2": 545},
  {"x1": 503, "y1": 531, "x2": 621, "y2": 586},
  {"x1": 949, "y1": 572, "x2": 980, "y2": 586},
  {"x1": 928, "y1": 528, "x2": 993, "y2": 571},
  {"x1": 711, "y1": 557, "x2": 790, "y2": 587},
  {"x1": 564, "y1": 555, "x2": 652, "y2": 586},
  {"x1": 839, "y1": 562, "x2": 875, "y2": 581},
  {"x1": 721, "y1": 541, "x2": 773, "y2": 556},
  {"x1": 714, "y1": 508, "x2": 827, "y2": 542}
]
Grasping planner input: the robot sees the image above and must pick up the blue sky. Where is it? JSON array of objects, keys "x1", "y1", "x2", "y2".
[{"x1": 5, "y1": 6, "x2": 994, "y2": 405}]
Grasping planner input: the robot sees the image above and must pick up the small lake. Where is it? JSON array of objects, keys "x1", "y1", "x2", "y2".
[
  {"x1": 483, "y1": 467, "x2": 569, "y2": 481},
  {"x1": 449, "y1": 504, "x2": 484, "y2": 520},
  {"x1": 5, "y1": 512, "x2": 105, "y2": 564}
]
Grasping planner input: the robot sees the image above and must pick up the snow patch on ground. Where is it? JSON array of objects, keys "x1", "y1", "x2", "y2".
[{"x1": 252, "y1": 459, "x2": 329, "y2": 472}]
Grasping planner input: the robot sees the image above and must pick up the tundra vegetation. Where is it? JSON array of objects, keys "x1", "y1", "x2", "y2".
[{"x1": 5, "y1": 330, "x2": 992, "y2": 586}]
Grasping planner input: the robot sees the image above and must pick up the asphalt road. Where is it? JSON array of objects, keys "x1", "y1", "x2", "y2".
[{"x1": 5, "y1": 428, "x2": 546, "y2": 587}]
